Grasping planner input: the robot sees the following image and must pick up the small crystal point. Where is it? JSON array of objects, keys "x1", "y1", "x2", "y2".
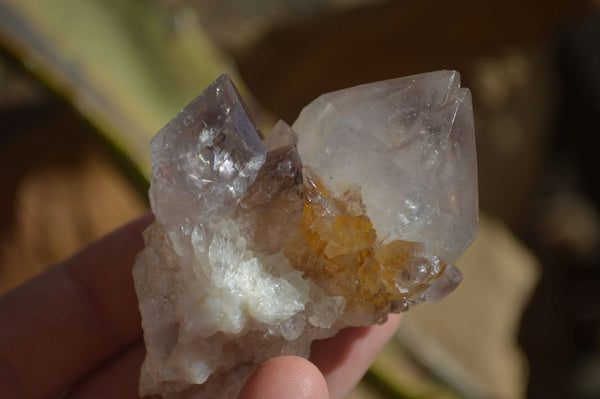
[
  {"x1": 293, "y1": 70, "x2": 478, "y2": 264},
  {"x1": 149, "y1": 74, "x2": 266, "y2": 228},
  {"x1": 236, "y1": 122, "x2": 305, "y2": 254},
  {"x1": 264, "y1": 119, "x2": 299, "y2": 151}
]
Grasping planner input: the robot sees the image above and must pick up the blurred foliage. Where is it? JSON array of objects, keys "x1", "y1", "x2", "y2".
[
  {"x1": 366, "y1": 338, "x2": 463, "y2": 399},
  {"x1": 0, "y1": 0, "x2": 235, "y2": 179}
]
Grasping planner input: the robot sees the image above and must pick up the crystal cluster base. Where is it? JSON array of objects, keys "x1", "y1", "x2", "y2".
[{"x1": 133, "y1": 72, "x2": 478, "y2": 398}]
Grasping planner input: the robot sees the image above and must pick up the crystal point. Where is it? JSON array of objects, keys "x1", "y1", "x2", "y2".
[
  {"x1": 236, "y1": 123, "x2": 305, "y2": 254},
  {"x1": 149, "y1": 74, "x2": 266, "y2": 229},
  {"x1": 293, "y1": 70, "x2": 478, "y2": 264},
  {"x1": 134, "y1": 71, "x2": 478, "y2": 398}
]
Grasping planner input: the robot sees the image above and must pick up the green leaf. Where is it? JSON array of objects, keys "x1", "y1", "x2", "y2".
[{"x1": 0, "y1": 0, "x2": 236, "y2": 179}]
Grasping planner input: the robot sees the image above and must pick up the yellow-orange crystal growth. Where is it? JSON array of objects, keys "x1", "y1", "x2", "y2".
[{"x1": 285, "y1": 170, "x2": 447, "y2": 324}]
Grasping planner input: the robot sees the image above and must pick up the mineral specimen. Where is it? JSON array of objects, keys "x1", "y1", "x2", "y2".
[{"x1": 133, "y1": 71, "x2": 478, "y2": 398}]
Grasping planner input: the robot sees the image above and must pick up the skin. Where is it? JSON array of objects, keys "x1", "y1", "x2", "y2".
[{"x1": 0, "y1": 214, "x2": 401, "y2": 399}]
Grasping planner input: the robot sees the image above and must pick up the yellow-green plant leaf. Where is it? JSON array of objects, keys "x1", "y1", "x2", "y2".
[{"x1": 0, "y1": 0, "x2": 236, "y2": 179}]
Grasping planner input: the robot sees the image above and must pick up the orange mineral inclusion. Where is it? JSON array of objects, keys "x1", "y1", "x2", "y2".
[{"x1": 284, "y1": 171, "x2": 447, "y2": 320}]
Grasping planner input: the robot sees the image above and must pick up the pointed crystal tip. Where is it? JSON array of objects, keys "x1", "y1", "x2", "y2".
[
  {"x1": 293, "y1": 70, "x2": 478, "y2": 264},
  {"x1": 149, "y1": 74, "x2": 266, "y2": 227}
]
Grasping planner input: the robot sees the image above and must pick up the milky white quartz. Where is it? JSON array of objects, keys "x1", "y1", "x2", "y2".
[
  {"x1": 133, "y1": 72, "x2": 478, "y2": 398},
  {"x1": 293, "y1": 71, "x2": 477, "y2": 265}
]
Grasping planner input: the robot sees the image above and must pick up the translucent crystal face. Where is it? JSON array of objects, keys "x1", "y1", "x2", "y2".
[
  {"x1": 149, "y1": 74, "x2": 266, "y2": 230},
  {"x1": 133, "y1": 72, "x2": 478, "y2": 398},
  {"x1": 293, "y1": 71, "x2": 478, "y2": 264}
]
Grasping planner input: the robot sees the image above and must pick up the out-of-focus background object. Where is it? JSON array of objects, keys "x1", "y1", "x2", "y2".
[{"x1": 1, "y1": 0, "x2": 600, "y2": 398}]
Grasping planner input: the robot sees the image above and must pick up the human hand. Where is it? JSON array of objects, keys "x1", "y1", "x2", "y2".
[{"x1": 0, "y1": 214, "x2": 401, "y2": 399}]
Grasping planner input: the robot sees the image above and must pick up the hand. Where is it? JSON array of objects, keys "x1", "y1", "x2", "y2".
[{"x1": 0, "y1": 214, "x2": 401, "y2": 399}]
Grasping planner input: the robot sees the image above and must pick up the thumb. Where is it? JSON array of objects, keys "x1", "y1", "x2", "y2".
[{"x1": 238, "y1": 356, "x2": 329, "y2": 399}]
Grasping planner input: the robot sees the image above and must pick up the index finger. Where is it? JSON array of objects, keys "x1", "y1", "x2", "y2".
[{"x1": 0, "y1": 213, "x2": 152, "y2": 399}]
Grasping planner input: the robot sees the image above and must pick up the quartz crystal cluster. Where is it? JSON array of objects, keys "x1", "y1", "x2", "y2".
[{"x1": 133, "y1": 71, "x2": 478, "y2": 398}]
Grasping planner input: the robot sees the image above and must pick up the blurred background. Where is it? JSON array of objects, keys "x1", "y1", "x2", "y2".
[{"x1": 1, "y1": 0, "x2": 599, "y2": 398}]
